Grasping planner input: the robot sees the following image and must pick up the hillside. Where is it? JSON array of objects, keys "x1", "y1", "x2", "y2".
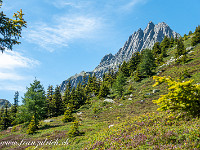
[{"x1": 0, "y1": 27, "x2": 199, "y2": 150}]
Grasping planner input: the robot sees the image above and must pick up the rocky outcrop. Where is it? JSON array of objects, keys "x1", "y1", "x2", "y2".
[
  {"x1": 0, "y1": 99, "x2": 11, "y2": 108},
  {"x1": 60, "y1": 21, "x2": 180, "y2": 94}
]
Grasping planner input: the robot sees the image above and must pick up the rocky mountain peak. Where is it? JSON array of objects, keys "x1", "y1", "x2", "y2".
[{"x1": 60, "y1": 22, "x2": 180, "y2": 94}]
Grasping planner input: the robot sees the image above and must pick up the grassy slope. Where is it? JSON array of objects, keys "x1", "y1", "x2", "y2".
[{"x1": 0, "y1": 35, "x2": 200, "y2": 150}]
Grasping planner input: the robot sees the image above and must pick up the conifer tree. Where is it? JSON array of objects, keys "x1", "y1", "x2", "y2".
[
  {"x1": 75, "y1": 82, "x2": 87, "y2": 108},
  {"x1": 98, "y1": 83, "x2": 110, "y2": 98},
  {"x1": 120, "y1": 61, "x2": 130, "y2": 77},
  {"x1": 16, "y1": 79, "x2": 47, "y2": 125},
  {"x1": 138, "y1": 49, "x2": 156, "y2": 77},
  {"x1": 46, "y1": 85, "x2": 54, "y2": 117},
  {"x1": 62, "y1": 104, "x2": 74, "y2": 123},
  {"x1": 26, "y1": 115, "x2": 38, "y2": 134},
  {"x1": 63, "y1": 81, "x2": 71, "y2": 107},
  {"x1": 160, "y1": 36, "x2": 170, "y2": 57},
  {"x1": 191, "y1": 25, "x2": 200, "y2": 46},
  {"x1": 52, "y1": 86, "x2": 64, "y2": 117},
  {"x1": 128, "y1": 52, "x2": 141, "y2": 76},
  {"x1": 170, "y1": 36, "x2": 174, "y2": 47},
  {"x1": 0, "y1": 0, "x2": 27, "y2": 52},
  {"x1": 152, "y1": 42, "x2": 161, "y2": 56},
  {"x1": 0, "y1": 102, "x2": 11, "y2": 130},
  {"x1": 113, "y1": 71, "x2": 126, "y2": 97},
  {"x1": 175, "y1": 38, "x2": 186, "y2": 58}
]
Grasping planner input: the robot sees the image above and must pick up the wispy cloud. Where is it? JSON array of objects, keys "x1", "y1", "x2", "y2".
[
  {"x1": 0, "y1": 51, "x2": 39, "y2": 82},
  {"x1": 0, "y1": 51, "x2": 40, "y2": 70},
  {"x1": 26, "y1": 16, "x2": 102, "y2": 52},
  {"x1": 120, "y1": 0, "x2": 148, "y2": 11}
]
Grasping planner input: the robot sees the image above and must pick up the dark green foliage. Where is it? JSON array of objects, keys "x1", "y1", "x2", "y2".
[
  {"x1": 170, "y1": 36, "x2": 174, "y2": 47},
  {"x1": 62, "y1": 106, "x2": 74, "y2": 123},
  {"x1": 113, "y1": 71, "x2": 126, "y2": 97},
  {"x1": 26, "y1": 115, "x2": 38, "y2": 134},
  {"x1": 152, "y1": 42, "x2": 163, "y2": 65},
  {"x1": 0, "y1": 103, "x2": 11, "y2": 130},
  {"x1": 128, "y1": 52, "x2": 141, "y2": 76},
  {"x1": 68, "y1": 120, "x2": 80, "y2": 137},
  {"x1": 63, "y1": 81, "x2": 71, "y2": 107},
  {"x1": 160, "y1": 36, "x2": 170, "y2": 57},
  {"x1": 152, "y1": 42, "x2": 161, "y2": 56},
  {"x1": 46, "y1": 85, "x2": 54, "y2": 117},
  {"x1": 52, "y1": 86, "x2": 64, "y2": 117},
  {"x1": 134, "y1": 68, "x2": 142, "y2": 82},
  {"x1": 175, "y1": 38, "x2": 186, "y2": 59},
  {"x1": 120, "y1": 61, "x2": 130, "y2": 77},
  {"x1": 17, "y1": 79, "x2": 47, "y2": 124},
  {"x1": 0, "y1": 0, "x2": 27, "y2": 52},
  {"x1": 138, "y1": 49, "x2": 156, "y2": 77},
  {"x1": 191, "y1": 25, "x2": 200, "y2": 46},
  {"x1": 188, "y1": 31, "x2": 193, "y2": 35},
  {"x1": 98, "y1": 84, "x2": 110, "y2": 98}
]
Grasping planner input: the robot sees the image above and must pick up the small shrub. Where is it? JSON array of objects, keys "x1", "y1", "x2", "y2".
[
  {"x1": 11, "y1": 126, "x2": 17, "y2": 132},
  {"x1": 26, "y1": 115, "x2": 37, "y2": 134},
  {"x1": 62, "y1": 109, "x2": 74, "y2": 123},
  {"x1": 68, "y1": 120, "x2": 80, "y2": 137}
]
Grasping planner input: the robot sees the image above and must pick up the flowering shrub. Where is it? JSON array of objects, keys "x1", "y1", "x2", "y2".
[{"x1": 152, "y1": 76, "x2": 200, "y2": 117}]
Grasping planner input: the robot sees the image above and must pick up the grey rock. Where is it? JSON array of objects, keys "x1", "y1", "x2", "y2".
[
  {"x1": 153, "y1": 89, "x2": 160, "y2": 93},
  {"x1": 186, "y1": 46, "x2": 194, "y2": 51},
  {"x1": 119, "y1": 104, "x2": 123, "y2": 106},
  {"x1": 43, "y1": 119, "x2": 55, "y2": 123},
  {"x1": 145, "y1": 93, "x2": 152, "y2": 96},
  {"x1": 104, "y1": 99, "x2": 115, "y2": 103},
  {"x1": 140, "y1": 100, "x2": 145, "y2": 103},
  {"x1": 130, "y1": 94, "x2": 133, "y2": 97},
  {"x1": 60, "y1": 22, "x2": 180, "y2": 94},
  {"x1": 0, "y1": 99, "x2": 11, "y2": 108},
  {"x1": 77, "y1": 112, "x2": 83, "y2": 115},
  {"x1": 128, "y1": 98, "x2": 133, "y2": 100},
  {"x1": 109, "y1": 124, "x2": 114, "y2": 128}
]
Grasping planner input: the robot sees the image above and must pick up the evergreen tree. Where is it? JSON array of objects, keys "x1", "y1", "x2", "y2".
[
  {"x1": 46, "y1": 85, "x2": 54, "y2": 117},
  {"x1": 138, "y1": 49, "x2": 156, "y2": 77},
  {"x1": 128, "y1": 52, "x2": 141, "y2": 76},
  {"x1": 17, "y1": 79, "x2": 47, "y2": 125},
  {"x1": 113, "y1": 71, "x2": 126, "y2": 97},
  {"x1": 26, "y1": 115, "x2": 38, "y2": 134},
  {"x1": 0, "y1": 102, "x2": 11, "y2": 130},
  {"x1": 170, "y1": 36, "x2": 174, "y2": 47},
  {"x1": 52, "y1": 86, "x2": 64, "y2": 117},
  {"x1": 160, "y1": 36, "x2": 170, "y2": 57},
  {"x1": 120, "y1": 61, "x2": 130, "y2": 77},
  {"x1": 62, "y1": 104, "x2": 74, "y2": 123},
  {"x1": 0, "y1": 0, "x2": 27, "y2": 52},
  {"x1": 98, "y1": 83, "x2": 110, "y2": 98},
  {"x1": 191, "y1": 25, "x2": 200, "y2": 46},
  {"x1": 75, "y1": 82, "x2": 87, "y2": 108},
  {"x1": 63, "y1": 81, "x2": 71, "y2": 107},
  {"x1": 152, "y1": 42, "x2": 161, "y2": 56},
  {"x1": 175, "y1": 38, "x2": 186, "y2": 58}
]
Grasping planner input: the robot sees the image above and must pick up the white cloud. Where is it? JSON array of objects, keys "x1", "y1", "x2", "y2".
[
  {"x1": 0, "y1": 51, "x2": 40, "y2": 81},
  {"x1": 26, "y1": 16, "x2": 102, "y2": 52},
  {"x1": 120, "y1": 0, "x2": 147, "y2": 11},
  {"x1": 0, "y1": 51, "x2": 40, "y2": 70}
]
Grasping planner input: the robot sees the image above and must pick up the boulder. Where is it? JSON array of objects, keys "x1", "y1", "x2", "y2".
[
  {"x1": 104, "y1": 99, "x2": 115, "y2": 103},
  {"x1": 128, "y1": 98, "x2": 133, "y2": 101},
  {"x1": 153, "y1": 89, "x2": 160, "y2": 93},
  {"x1": 43, "y1": 119, "x2": 55, "y2": 123}
]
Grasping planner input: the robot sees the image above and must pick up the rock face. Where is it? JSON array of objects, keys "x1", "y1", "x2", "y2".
[
  {"x1": 60, "y1": 21, "x2": 179, "y2": 94},
  {"x1": 0, "y1": 99, "x2": 11, "y2": 108}
]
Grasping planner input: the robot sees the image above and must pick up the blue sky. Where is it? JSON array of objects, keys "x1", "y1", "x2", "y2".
[{"x1": 0, "y1": 0, "x2": 200, "y2": 104}]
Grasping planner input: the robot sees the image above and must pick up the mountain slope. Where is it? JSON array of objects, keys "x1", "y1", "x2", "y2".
[{"x1": 60, "y1": 21, "x2": 179, "y2": 93}]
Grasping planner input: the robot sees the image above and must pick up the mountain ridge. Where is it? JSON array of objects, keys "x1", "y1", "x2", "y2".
[{"x1": 60, "y1": 21, "x2": 180, "y2": 94}]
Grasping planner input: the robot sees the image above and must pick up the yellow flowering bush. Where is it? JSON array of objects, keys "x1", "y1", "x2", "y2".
[{"x1": 152, "y1": 76, "x2": 200, "y2": 116}]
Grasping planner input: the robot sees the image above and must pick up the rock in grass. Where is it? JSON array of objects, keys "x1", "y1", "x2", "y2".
[
  {"x1": 104, "y1": 99, "x2": 115, "y2": 103},
  {"x1": 43, "y1": 119, "x2": 55, "y2": 123},
  {"x1": 153, "y1": 89, "x2": 160, "y2": 93}
]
